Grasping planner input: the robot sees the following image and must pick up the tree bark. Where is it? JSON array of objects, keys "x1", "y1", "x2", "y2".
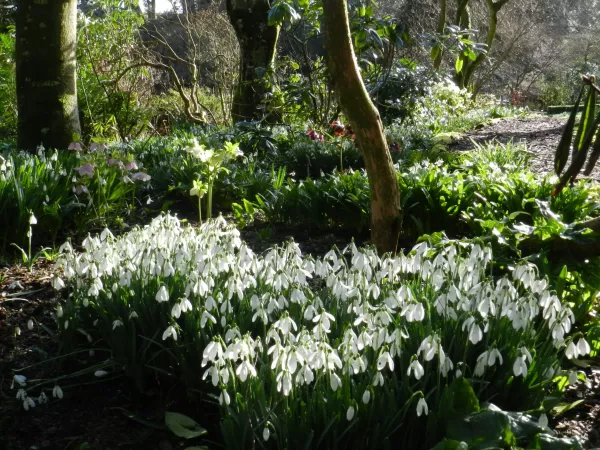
[
  {"x1": 226, "y1": 0, "x2": 279, "y2": 122},
  {"x1": 322, "y1": 0, "x2": 402, "y2": 255},
  {"x1": 455, "y1": 0, "x2": 511, "y2": 89},
  {"x1": 16, "y1": 0, "x2": 81, "y2": 152},
  {"x1": 432, "y1": 0, "x2": 447, "y2": 69}
]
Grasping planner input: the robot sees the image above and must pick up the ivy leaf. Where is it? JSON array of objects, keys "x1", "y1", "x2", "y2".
[{"x1": 165, "y1": 412, "x2": 207, "y2": 439}]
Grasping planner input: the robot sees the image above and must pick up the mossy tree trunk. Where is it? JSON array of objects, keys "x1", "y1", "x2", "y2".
[
  {"x1": 16, "y1": 0, "x2": 81, "y2": 151},
  {"x1": 226, "y1": 0, "x2": 279, "y2": 122},
  {"x1": 322, "y1": 0, "x2": 402, "y2": 255},
  {"x1": 432, "y1": 0, "x2": 447, "y2": 69},
  {"x1": 454, "y1": 0, "x2": 511, "y2": 89}
]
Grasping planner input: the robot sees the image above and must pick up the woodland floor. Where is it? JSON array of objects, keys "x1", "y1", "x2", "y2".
[{"x1": 1, "y1": 115, "x2": 600, "y2": 450}]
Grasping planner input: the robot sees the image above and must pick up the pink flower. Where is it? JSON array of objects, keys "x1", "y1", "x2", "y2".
[
  {"x1": 75, "y1": 163, "x2": 95, "y2": 177},
  {"x1": 68, "y1": 142, "x2": 82, "y2": 151},
  {"x1": 307, "y1": 130, "x2": 324, "y2": 142},
  {"x1": 124, "y1": 161, "x2": 138, "y2": 171},
  {"x1": 131, "y1": 172, "x2": 151, "y2": 182},
  {"x1": 107, "y1": 158, "x2": 123, "y2": 168},
  {"x1": 330, "y1": 121, "x2": 345, "y2": 136}
]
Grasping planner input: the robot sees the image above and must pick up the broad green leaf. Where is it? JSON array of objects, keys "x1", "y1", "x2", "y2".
[
  {"x1": 555, "y1": 84, "x2": 584, "y2": 175},
  {"x1": 165, "y1": 412, "x2": 207, "y2": 439},
  {"x1": 455, "y1": 56, "x2": 464, "y2": 74}
]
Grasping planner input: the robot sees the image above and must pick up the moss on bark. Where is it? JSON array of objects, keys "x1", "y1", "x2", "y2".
[{"x1": 16, "y1": 0, "x2": 81, "y2": 151}]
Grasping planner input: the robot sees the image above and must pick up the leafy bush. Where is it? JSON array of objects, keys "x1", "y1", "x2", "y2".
[
  {"x1": 0, "y1": 145, "x2": 151, "y2": 251},
  {"x1": 45, "y1": 214, "x2": 586, "y2": 449},
  {"x1": 0, "y1": 28, "x2": 16, "y2": 141}
]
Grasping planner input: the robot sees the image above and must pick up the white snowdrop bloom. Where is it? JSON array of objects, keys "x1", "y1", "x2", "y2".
[
  {"x1": 568, "y1": 370, "x2": 580, "y2": 385},
  {"x1": 416, "y1": 398, "x2": 428, "y2": 417},
  {"x1": 16, "y1": 388, "x2": 27, "y2": 400},
  {"x1": 577, "y1": 338, "x2": 591, "y2": 356},
  {"x1": 11, "y1": 374, "x2": 27, "y2": 389},
  {"x1": 112, "y1": 319, "x2": 124, "y2": 330},
  {"x1": 330, "y1": 372, "x2": 342, "y2": 391},
  {"x1": 236, "y1": 360, "x2": 257, "y2": 382},
  {"x1": 95, "y1": 370, "x2": 108, "y2": 377},
  {"x1": 377, "y1": 351, "x2": 394, "y2": 371},
  {"x1": 162, "y1": 325, "x2": 178, "y2": 341},
  {"x1": 155, "y1": 285, "x2": 169, "y2": 302},
  {"x1": 51, "y1": 276, "x2": 65, "y2": 290},
  {"x1": 29, "y1": 213, "x2": 37, "y2": 225},
  {"x1": 263, "y1": 427, "x2": 270, "y2": 442},
  {"x1": 56, "y1": 305, "x2": 64, "y2": 318},
  {"x1": 129, "y1": 310, "x2": 138, "y2": 319},
  {"x1": 201, "y1": 310, "x2": 217, "y2": 328},
  {"x1": 23, "y1": 396, "x2": 36, "y2": 411},
  {"x1": 487, "y1": 348, "x2": 503, "y2": 366},
  {"x1": 513, "y1": 356, "x2": 528, "y2": 377},
  {"x1": 474, "y1": 352, "x2": 488, "y2": 377},
  {"x1": 407, "y1": 359, "x2": 425, "y2": 380},
  {"x1": 538, "y1": 413, "x2": 548, "y2": 430},
  {"x1": 346, "y1": 405, "x2": 355, "y2": 421},
  {"x1": 64, "y1": 320, "x2": 69, "y2": 330},
  {"x1": 171, "y1": 303, "x2": 182, "y2": 319},
  {"x1": 362, "y1": 390, "x2": 371, "y2": 404},
  {"x1": 53, "y1": 385, "x2": 63, "y2": 399},
  {"x1": 565, "y1": 341, "x2": 578, "y2": 359},
  {"x1": 27, "y1": 319, "x2": 34, "y2": 330},
  {"x1": 219, "y1": 389, "x2": 231, "y2": 406}
]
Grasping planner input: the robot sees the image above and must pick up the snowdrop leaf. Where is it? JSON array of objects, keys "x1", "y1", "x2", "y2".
[{"x1": 165, "y1": 412, "x2": 207, "y2": 439}]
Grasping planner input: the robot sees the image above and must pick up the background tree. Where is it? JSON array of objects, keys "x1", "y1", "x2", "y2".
[
  {"x1": 322, "y1": 0, "x2": 401, "y2": 254},
  {"x1": 226, "y1": 0, "x2": 279, "y2": 122},
  {"x1": 16, "y1": 0, "x2": 81, "y2": 150}
]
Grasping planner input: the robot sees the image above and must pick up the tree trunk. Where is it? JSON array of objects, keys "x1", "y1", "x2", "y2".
[
  {"x1": 16, "y1": 0, "x2": 81, "y2": 151},
  {"x1": 432, "y1": 0, "x2": 446, "y2": 69},
  {"x1": 322, "y1": 0, "x2": 402, "y2": 255},
  {"x1": 455, "y1": 0, "x2": 511, "y2": 89},
  {"x1": 226, "y1": 0, "x2": 279, "y2": 122}
]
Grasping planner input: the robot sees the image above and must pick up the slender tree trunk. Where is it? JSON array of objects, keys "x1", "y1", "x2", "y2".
[
  {"x1": 455, "y1": 0, "x2": 511, "y2": 89},
  {"x1": 226, "y1": 0, "x2": 279, "y2": 122},
  {"x1": 322, "y1": 0, "x2": 402, "y2": 254},
  {"x1": 147, "y1": 0, "x2": 156, "y2": 18},
  {"x1": 16, "y1": 0, "x2": 81, "y2": 151},
  {"x1": 432, "y1": 0, "x2": 446, "y2": 69}
]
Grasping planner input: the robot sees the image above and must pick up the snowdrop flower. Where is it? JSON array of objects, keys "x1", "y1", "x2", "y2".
[
  {"x1": 362, "y1": 390, "x2": 371, "y2": 404},
  {"x1": 407, "y1": 359, "x2": 424, "y2": 380},
  {"x1": 162, "y1": 325, "x2": 178, "y2": 341},
  {"x1": 68, "y1": 142, "x2": 82, "y2": 151},
  {"x1": 577, "y1": 338, "x2": 591, "y2": 357},
  {"x1": 346, "y1": 405, "x2": 355, "y2": 421},
  {"x1": 95, "y1": 370, "x2": 108, "y2": 377},
  {"x1": 513, "y1": 356, "x2": 528, "y2": 377},
  {"x1": 23, "y1": 396, "x2": 36, "y2": 411},
  {"x1": 377, "y1": 351, "x2": 394, "y2": 371},
  {"x1": 565, "y1": 341, "x2": 578, "y2": 359},
  {"x1": 52, "y1": 385, "x2": 64, "y2": 399},
  {"x1": 56, "y1": 305, "x2": 64, "y2": 318},
  {"x1": 219, "y1": 389, "x2": 231, "y2": 405},
  {"x1": 11, "y1": 374, "x2": 27, "y2": 389},
  {"x1": 29, "y1": 213, "x2": 37, "y2": 225},
  {"x1": 51, "y1": 276, "x2": 65, "y2": 290},
  {"x1": 112, "y1": 319, "x2": 123, "y2": 330},
  {"x1": 538, "y1": 413, "x2": 548, "y2": 430},
  {"x1": 131, "y1": 172, "x2": 151, "y2": 182},
  {"x1": 416, "y1": 397, "x2": 428, "y2": 417},
  {"x1": 27, "y1": 319, "x2": 34, "y2": 330},
  {"x1": 155, "y1": 285, "x2": 169, "y2": 302},
  {"x1": 263, "y1": 427, "x2": 270, "y2": 442}
]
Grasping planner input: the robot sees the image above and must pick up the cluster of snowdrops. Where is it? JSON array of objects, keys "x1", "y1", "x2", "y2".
[{"x1": 12, "y1": 214, "x2": 591, "y2": 447}]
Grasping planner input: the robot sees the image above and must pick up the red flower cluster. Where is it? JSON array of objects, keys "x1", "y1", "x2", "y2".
[
  {"x1": 330, "y1": 121, "x2": 356, "y2": 139},
  {"x1": 389, "y1": 142, "x2": 402, "y2": 153},
  {"x1": 307, "y1": 130, "x2": 324, "y2": 142}
]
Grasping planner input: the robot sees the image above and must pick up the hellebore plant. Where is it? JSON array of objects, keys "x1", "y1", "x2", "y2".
[
  {"x1": 190, "y1": 179, "x2": 208, "y2": 224},
  {"x1": 185, "y1": 139, "x2": 242, "y2": 219}
]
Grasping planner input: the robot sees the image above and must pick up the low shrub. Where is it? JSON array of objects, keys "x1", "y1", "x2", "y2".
[{"x1": 43, "y1": 215, "x2": 587, "y2": 449}]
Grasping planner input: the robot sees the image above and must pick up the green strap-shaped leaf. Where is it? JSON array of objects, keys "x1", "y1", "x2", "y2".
[
  {"x1": 583, "y1": 124, "x2": 600, "y2": 176},
  {"x1": 554, "y1": 84, "x2": 584, "y2": 175},
  {"x1": 553, "y1": 110, "x2": 600, "y2": 196},
  {"x1": 165, "y1": 412, "x2": 207, "y2": 439},
  {"x1": 574, "y1": 84, "x2": 596, "y2": 153}
]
